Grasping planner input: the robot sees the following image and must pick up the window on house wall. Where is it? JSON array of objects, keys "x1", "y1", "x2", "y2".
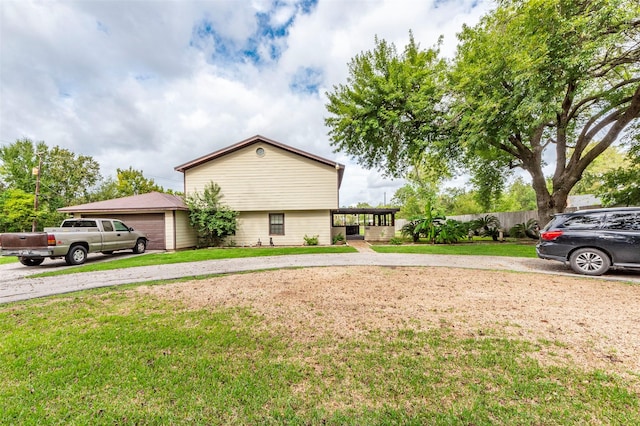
[{"x1": 269, "y1": 213, "x2": 285, "y2": 235}]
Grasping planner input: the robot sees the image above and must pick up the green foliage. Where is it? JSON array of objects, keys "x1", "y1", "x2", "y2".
[
  {"x1": 470, "y1": 215, "x2": 502, "y2": 241},
  {"x1": 495, "y1": 176, "x2": 537, "y2": 212},
  {"x1": 0, "y1": 188, "x2": 35, "y2": 232},
  {"x1": 437, "y1": 187, "x2": 484, "y2": 215},
  {"x1": 332, "y1": 233, "x2": 345, "y2": 244},
  {"x1": 596, "y1": 145, "x2": 640, "y2": 206},
  {"x1": 392, "y1": 181, "x2": 438, "y2": 219},
  {"x1": 388, "y1": 237, "x2": 403, "y2": 245},
  {"x1": 113, "y1": 166, "x2": 164, "y2": 197},
  {"x1": 571, "y1": 145, "x2": 629, "y2": 195},
  {"x1": 185, "y1": 182, "x2": 238, "y2": 248},
  {"x1": 414, "y1": 202, "x2": 446, "y2": 244},
  {"x1": 509, "y1": 219, "x2": 540, "y2": 239},
  {"x1": 401, "y1": 203, "x2": 467, "y2": 244},
  {"x1": 303, "y1": 234, "x2": 319, "y2": 246},
  {"x1": 0, "y1": 139, "x2": 102, "y2": 227},
  {"x1": 435, "y1": 219, "x2": 468, "y2": 244},
  {"x1": 325, "y1": 33, "x2": 453, "y2": 179},
  {"x1": 326, "y1": 0, "x2": 640, "y2": 225}
]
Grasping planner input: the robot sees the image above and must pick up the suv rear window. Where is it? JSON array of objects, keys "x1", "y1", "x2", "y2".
[
  {"x1": 560, "y1": 213, "x2": 605, "y2": 229},
  {"x1": 603, "y1": 212, "x2": 640, "y2": 230}
]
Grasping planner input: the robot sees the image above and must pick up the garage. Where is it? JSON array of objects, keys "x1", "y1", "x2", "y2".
[
  {"x1": 58, "y1": 192, "x2": 197, "y2": 251},
  {"x1": 82, "y1": 213, "x2": 166, "y2": 251}
]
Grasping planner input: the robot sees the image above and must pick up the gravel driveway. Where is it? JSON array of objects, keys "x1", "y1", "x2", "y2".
[{"x1": 2, "y1": 247, "x2": 640, "y2": 305}]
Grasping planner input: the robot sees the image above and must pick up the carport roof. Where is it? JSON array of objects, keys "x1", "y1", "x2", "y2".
[{"x1": 58, "y1": 192, "x2": 187, "y2": 213}]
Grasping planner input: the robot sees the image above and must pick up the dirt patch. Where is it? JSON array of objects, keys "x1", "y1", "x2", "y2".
[{"x1": 138, "y1": 266, "x2": 640, "y2": 376}]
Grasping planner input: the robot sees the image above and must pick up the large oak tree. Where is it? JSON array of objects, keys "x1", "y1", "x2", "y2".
[{"x1": 325, "y1": 0, "x2": 640, "y2": 225}]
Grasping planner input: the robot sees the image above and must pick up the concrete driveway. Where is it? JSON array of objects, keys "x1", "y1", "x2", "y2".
[{"x1": 1, "y1": 248, "x2": 639, "y2": 305}]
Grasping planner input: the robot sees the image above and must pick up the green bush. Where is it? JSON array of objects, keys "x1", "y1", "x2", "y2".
[
  {"x1": 304, "y1": 234, "x2": 319, "y2": 246},
  {"x1": 389, "y1": 237, "x2": 403, "y2": 245},
  {"x1": 509, "y1": 219, "x2": 539, "y2": 239},
  {"x1": 332, "y1": 233, "x2": 345, "y2": 244}
]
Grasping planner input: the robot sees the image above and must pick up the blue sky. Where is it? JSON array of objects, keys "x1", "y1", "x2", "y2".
[{"x1": 0, "y1": 0, "x2": 490, "y2": 206}]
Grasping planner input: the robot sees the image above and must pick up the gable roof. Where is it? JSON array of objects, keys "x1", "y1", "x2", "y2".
[
  {"x1": 174, "y1": 135, "x2": 345, "y2": 188},
  {"x1": 58, "y1": 192, "x2": 187, "y2": 213}
]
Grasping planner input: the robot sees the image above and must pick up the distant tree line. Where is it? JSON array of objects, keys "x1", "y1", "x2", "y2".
[{"x1": 0, "y1": 138, "x2": 179, "y2": 232}]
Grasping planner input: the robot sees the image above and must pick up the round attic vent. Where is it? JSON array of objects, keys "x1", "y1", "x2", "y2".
[{"x1": 256, "y1": 147, "x2": 265, "y2": 157}]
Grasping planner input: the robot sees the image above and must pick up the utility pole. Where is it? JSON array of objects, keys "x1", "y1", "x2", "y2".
[{"x1": 31, "y1": 153, "x2": 42, "y2": 232}]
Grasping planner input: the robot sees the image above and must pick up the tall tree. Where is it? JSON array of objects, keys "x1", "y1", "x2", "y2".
[
  {"x1": 114, "y1": 167, "x2": 164, "y2": 196},
  {"x1": 325, "y1": 0, "x2": 640, "y2": 225},
  {"x1": 325, "y1": 34, "x2": 453, "y2": 179},
  {"x1": 453, "y1": 0, "x2": 640, "y2": 224},
  {"x1": 0, "y1": 139, "x2": 101, "y2": 228}
]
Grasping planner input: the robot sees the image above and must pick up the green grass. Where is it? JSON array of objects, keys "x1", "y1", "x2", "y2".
[
  {"x1": 1, "y1": 290, "x2": 638, "y2": 424},
  {"x1": 373, "y1": 241, "x2": 538, "y2": 258},
  {"x1": 0, "y1": 256, "x2": 17, "y2": 265},
  {"x1": 32, "y1": 246, "x2": 357, "y2": 277}
]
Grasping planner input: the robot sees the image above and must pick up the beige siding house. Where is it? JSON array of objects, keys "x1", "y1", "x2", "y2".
[{"x1": 175, "y1": 135, "x2": 345, "y2": 246}]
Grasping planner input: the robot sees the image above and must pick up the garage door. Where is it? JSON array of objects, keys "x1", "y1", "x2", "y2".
[{"x1": 84, "y1": 213, "x2": 166, "y2": 250}]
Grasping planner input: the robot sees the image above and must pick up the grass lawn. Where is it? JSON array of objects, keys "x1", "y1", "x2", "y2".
[
  {"x1": 1, "y1": 289, "x2": 638, "y2": 424},
  {"x1": 0, "y1": 256, "x2": 17, "y2": 265},
  {"x1": 373, "y1": 241, "x2": 538, "y2": 258},
  {"x1": 31, "y1": 246, "x2": 357, "y2": 277}
]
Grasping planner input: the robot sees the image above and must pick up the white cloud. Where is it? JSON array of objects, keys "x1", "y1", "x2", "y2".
[{"x1": 0, "y1": 0, "x2": 491, "y2": 207}]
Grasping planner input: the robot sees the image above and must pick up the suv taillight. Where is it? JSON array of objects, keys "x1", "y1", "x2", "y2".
[
  {"x1": 47, "y1": 234, "x2": 56, "y2": 246},
  {"x1": 540, "y1": 230, "x2": 563, "y2": 241}
]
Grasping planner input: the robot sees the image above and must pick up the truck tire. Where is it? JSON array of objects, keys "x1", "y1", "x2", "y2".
[
  {"x1": 65, "y1": 245, "x2": 88, "y2": 266},
  {"x1": 133, "y1": 238, "x2": 147, "y2": 254},
  {"x1": 19, "y1": 257, "x2": 45, "y2": 266}
]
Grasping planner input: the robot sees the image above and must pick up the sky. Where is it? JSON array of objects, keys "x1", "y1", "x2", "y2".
[{"x1": 0, "y1": 0, "x2": 492, "y2": 207}]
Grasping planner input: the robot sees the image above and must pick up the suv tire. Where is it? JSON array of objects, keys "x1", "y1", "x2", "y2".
[{"x1": 569, "y1": 248, "x2": 611, "y2": 276}]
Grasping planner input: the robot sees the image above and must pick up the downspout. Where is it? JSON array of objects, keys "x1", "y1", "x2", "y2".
[{"x1": 173, "y1": 210, "x2": 177, "y2": 250}]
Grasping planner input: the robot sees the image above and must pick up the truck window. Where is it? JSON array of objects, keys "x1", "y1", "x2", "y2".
[
  {"x1": 62, "y1": 220, "x2": 97, "y2": 228},
  {"x1": 101, "y1": 220, "x2": 114, "y2": 232},
  {"x1": 113, "y1": 221, "x2": 130, "y2": 232}
]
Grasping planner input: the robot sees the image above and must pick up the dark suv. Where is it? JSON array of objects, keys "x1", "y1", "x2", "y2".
[{"x1": 536, "y1": 207, "x2": 640, "y2": 276}]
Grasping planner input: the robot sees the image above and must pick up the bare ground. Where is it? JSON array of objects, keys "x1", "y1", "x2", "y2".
[{"x1": 138, "y1": 266, "x2": 640, "y2": 378}]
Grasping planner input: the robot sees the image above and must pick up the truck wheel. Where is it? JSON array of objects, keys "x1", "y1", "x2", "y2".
[
  {"x1": 569, "y1": 248, "x2": 611, "y2": 276},
  {"x1": 65, "y1": 245, "x2": 88, "y2": 265},
  {"x1": 133, "y1": 238, "x2": 147, "y2": 254},
  {"x1": 19, "y1": 257, "x2": 45, "y2": 266}
]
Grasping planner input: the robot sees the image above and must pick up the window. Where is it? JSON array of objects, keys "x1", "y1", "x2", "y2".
[
  {"x1": 101, "y1": 220, "x2": 114, "y2": 232},
  {"x1": 269, "y1": 213, "x2": 284, "y2": 235},
  {"x1": 113, "y1": 221, "x2": 130, "y2": 232},
  {"x1": 561, "y1": 213, "x2": 605, "y2": 229},
  {"x1": 604, "y1": 213, "x2": 640, "y2": 231},
  {"x1": 62, "y1": 219, "x2": 97, "y2": 228}
]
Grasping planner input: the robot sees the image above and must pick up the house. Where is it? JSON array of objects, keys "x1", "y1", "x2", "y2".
[
  {"x1": 175, "y1": 135, "x2": 347, "y2": 246},
  {"x1": 59, "y1": 135, "x2": 399, "y2": 249},
  {"x1": 58, "y1": 191, "x2": 196, "y2": 251}
]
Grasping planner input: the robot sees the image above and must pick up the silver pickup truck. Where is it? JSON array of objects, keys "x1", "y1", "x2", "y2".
[{"x1": 0, "y1": 218, "x2": 149, "y2": 266}]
